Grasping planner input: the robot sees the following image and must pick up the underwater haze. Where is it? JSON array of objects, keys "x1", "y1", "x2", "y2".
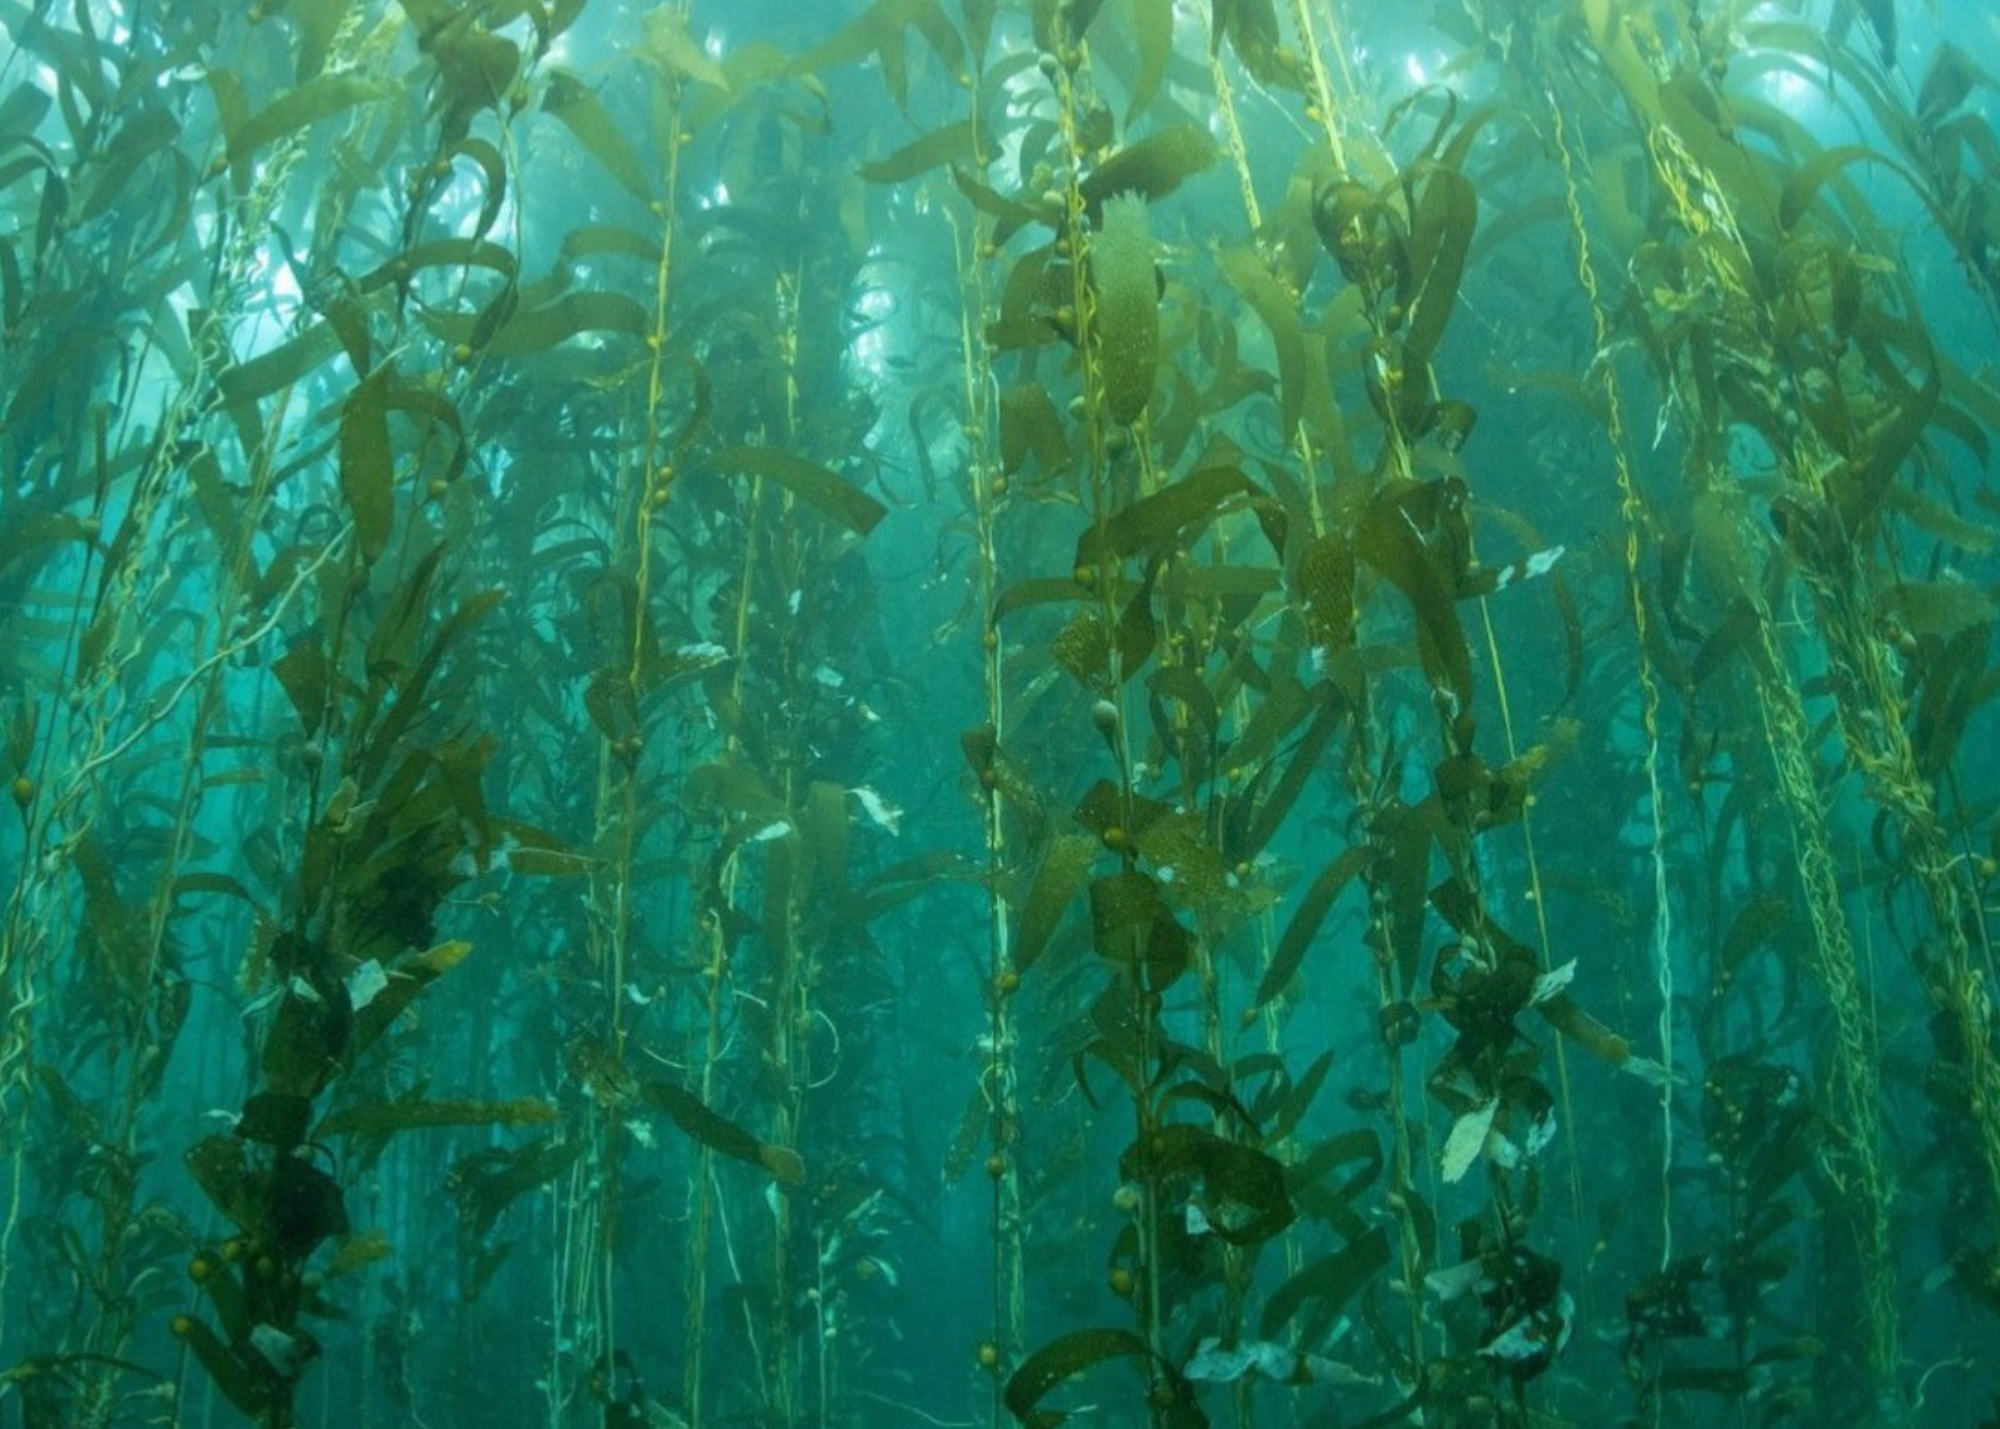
[{"x1": 4, "y1": 1, "x2": 2000, "y2": 1427}]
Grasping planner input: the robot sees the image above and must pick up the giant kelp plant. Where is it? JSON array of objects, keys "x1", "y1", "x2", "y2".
[{"x1": 1, "y1": 1, "x2": 1998, "y2": 1428}]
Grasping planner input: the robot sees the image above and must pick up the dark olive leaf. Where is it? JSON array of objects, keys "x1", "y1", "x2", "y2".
[
  {"x1": 1125, "y1": 0, "x2": 1173, "y2": 121},
  {"x1": 857, "y1": 119, "x2": 977, "y2": 183},
  {"x1": 356, "y1": 588, "x2": 506, "y2": 782},
  {"x1": 696, "y1": 446, "x2": 888, "y2": 536},
  {"x1": 175, "y1": 1318, "x2": 273, "y2": 1416},
  {"x1": 1080, "y1": 124, "x2": 1219, "y2": 217},
  {"x1": 1289, "y1": 1127, "x2": 1385, "y2": 1225},
  {"x1": 339, "y1": 370, "x2": 395, "y2": 564},
  {"x1": 496, "y1": 822, "x2": 598, "y2": 877},
  {"x1": 319, "y1": 1098, "x2": 560, "y2": 1138},
  {"x1": 185, "y1": 1134, "x2": 251, "y2": 1225},
  {"x1": 259, "y1": 983, "x2": 349, "y2": 1100},
  {"x1": 1089, "y1": 870, "x2": 1191, "y2": 989},
  {"x1": 1127, "y1": 1123, "x2": 1296, "y2": 1244},
  {"x1": 1356, "y1": 486, "x2": 1474, "y2": 705},
  {"x1": 642, "y1": 1079, "x2": 805, "y2": 1183},
  {"x1": 291, "y1": 0, "x2": 357, "y2": 80},
  {"x1": 991, "y1": 577, "x2": 1090, "y2": 625},
  {"x1": 225, "y1": 72, "x2": 392, "y2": 167},
  {"x1": 427, "y1": 24, "x2": 520, "y2": 133},
  {"x1": 236, "y1": 1092, "x2": 313, "y2": 1149},
  {"x1": 1778, "y1": 143, "x2": 1935, "y2": 232},
  {"x1": 1214, "y1": 0, "x2": 1289, "y2": 88},
  {"x1": 216, "y1": 321, "x2": 346, "y2": 403},
  {"x1": 1015, "y1": 834, "x2": 1099, "y2": 974},
  {"x1": 542, "y1": 69, "x2": 652, "y2": 200},
  {"x1": 1000, "y1": 382, "x2": 1070, "y2": 474},
  {"x1": 349, "y1": 941, "x2": 473, "y2": 1058},
  {"x1": 1258, "y1": 1227, "x2": 1391, "y2": 1343},
  {"x1": 269, "y1": 644, "x2": 330, "y2": 743},
  {"x1": 1006, "y1": 1328, "x2": 1153, "y2": 1429},
  {"x1": 473, "y1": 290, "x2": 649, "y2": 356},
  {"x1": 1535, "y1": 993, "x2": 1633, "y2": 1066},
  {"x1": 1124, "y1": 805, "x2": 1233, "y2": 906},
  {"x1": 1718, "y1": 895, "x2": 1792, "y2": 988},
  {"x1": 953, "y1": 167, "x2": 1047, "y2": 239},
  {"x1": 1402, "y1": 167, "x2": 1475, "y2": 366},
  {"x1": 1293, "y1": 532, "x2": 1357, "y2": 654},
  {"x1": 265, "y1": 1156, "x2": 350, "y2": 1259},
  {"x1": 560, "y1": 225, "x2": 663, "y2": 266},
  {"x1": 1148, "y1": 664, "x2": 1218, "y2": 737},
  {"x1": 1116, "y1": 562, "x2": 1160, "y2": 678},
  {"x1": 1220, "y1": 245, "x2": 1306, "y2": 439},
  {"x1": 988, "y1": 241, "x2": 1065, "y2": 347},
  {"x1": 684, "y1": 762, "x2": 788, "y2": 821},
  {"x1": 169, "y1": 872, "x2": 267, "y2": 915},
  {"x1": 1237, "y1": 691, "x2": 1347, "y2": 860},
  {"x1": 942, "y1": 1084, "x2": 988, "y2": 1185},
  {"x1": 1078, "y1": 464, "x2": 1254, "y2": 568},
  {"x1": 361, "y1": 238, "x2": 518, "y2": 292},
  {"x1": 1882, "y1": 579, "x2": 1998, "y2": 638},
  {"x1": 1918, "y1": 43, "x2": 1993, "y2": 125},
  {"x1": 1257, "y1": 845, "x2": 1375, "y2": 1008},
  {"x1": 0, "y1": 81, "x2": 52, "y2": 139},
  {"x1": 1841, "y1": 352, "x2": 1943, "y2": 527},
  {"x1": 451, "y1": 1136, "x2": 583, "y2": 1243}
]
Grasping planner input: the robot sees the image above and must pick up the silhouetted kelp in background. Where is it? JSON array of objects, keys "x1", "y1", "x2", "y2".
[{"x1": 1, "y1": 2, "x2": 1997, "y2": 1428}]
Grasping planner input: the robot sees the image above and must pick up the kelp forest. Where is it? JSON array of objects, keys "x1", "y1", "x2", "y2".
[{"x1": 2, "y1": 0, "x2": 1999, "y2": 1426}]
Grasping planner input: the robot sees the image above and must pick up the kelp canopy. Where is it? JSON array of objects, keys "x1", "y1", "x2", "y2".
[{"x1": 1, "y1": 1, "x2": 1998, "y2": 1427}]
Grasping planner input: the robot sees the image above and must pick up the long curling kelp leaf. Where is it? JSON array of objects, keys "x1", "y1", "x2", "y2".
[
  {"x1": 174, "y1": 1318, "x2": 272, "y2": 1418},
  {"x1": 1089, "y1": 870, "x2": 1191, "y2": 990},
  {"x1": 1881, "y1": 579, "x2": 1997, "y2": 639},
  {"x1": 1015, "y1": 834, "x2": 1099, "y2": 974},
  {"x1": 1256, "y1": 845, "x2": 1375, "y2": 1008},
  {"x1": 786, "y1": 0, "x2": 960, "y2": 108},
  {"x1": 1005, "y1": 1328, "x2": 1152, "y2": 1429},
  {"x1": 1536, "y1": 994, "x2": 1636, "y2": 1067},
  {"x1": 449, "y1": 136, "x2": 508, "y2": 239},
  {"x1": 358, "y1": 589, "x2": 507, "y2": 785},
  {"x1": 1843, "y1": 350, "x2": 1942, "y2": 526},
  {"x1": 225, "y1": 72, "x2": 393, "y2": 168},
  {"x1": 1000, "y1": 383, "x2": 1070, "y2": 473},
  {"x1": 476, "y1": 290, "x2": 650, "y2": 356},
  {"x1": 272, "y1": 643, "x2": 329, "y2": 739},
  {"x1": 857, "y1": 119, "x2": 976, "y2": 183},
  {"x1": 359, "y1": 239, "x2": 518, "y2": 292},
  {"x1": 349, "y1": 941, "x2": 472, "y2": 1058},
  {"x1": 542, "y1": 70, "x2": 652, "y2": 200},
  {"x1": 641, "y1": 1079, "x2": 805, "y2": 1184},
  {"x1": 1126, "y1": 0, "x2": 1172, "y2": 122},
  {"x1": 1356, "y1": 487, "x2": 1474, "y2": 706},
  {"x1": 217, "y1": 321, "x2": 347, "y2": 402},
  {"x1": 339, "y1": 370, "x2": 395, "y2": 564},
  {"x1": 1221, "y1": 245, "x2": 1307, "y2": 440},
  {"x1": 1237, "y1": 691, "x2": 1346, "y2": 859},
  {"x1": 1077, "y1": 463, "x2": 1255, "y2": 568},
  {"x1": 1258, "y1": 1227, "x2": 1391, "y2": 1344},
  {"x1": 319, "y1": 1098, "x2": 560, "y2": 1138},
  {"x1": 1401, "y1": 167, "x2": 1475, "y2": 366},
  {"x1": 1129, "y1": 1124, "x2": 1296, "y2": 1244},
  {"x1": 696, "y1": 446, "x2": 887, "y2": 535},
  {"x1": 1777, "y1": 143, "x2": 1942, "y2": 234}
]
